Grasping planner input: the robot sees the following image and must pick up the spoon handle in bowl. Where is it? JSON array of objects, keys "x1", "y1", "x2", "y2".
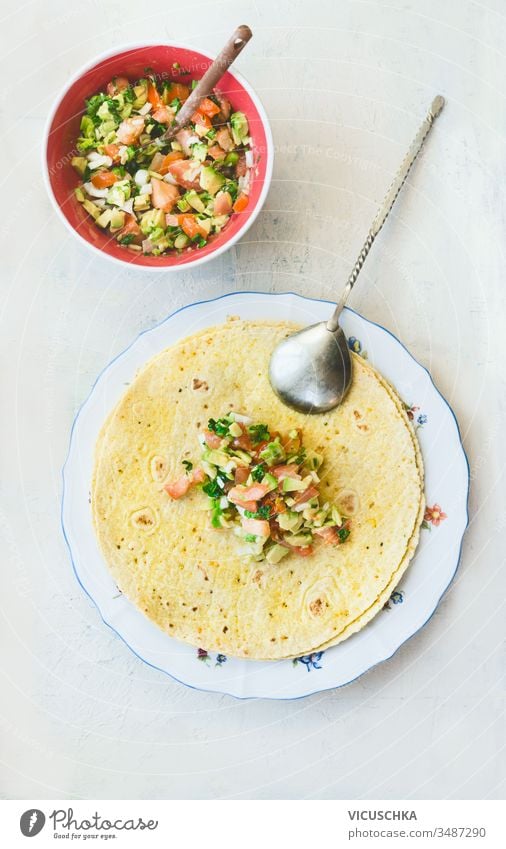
[
  {"x1": 327, "y1": 95, "x2": 445, "y2": 332},
  {"x1": 159, "y1": 25, "x2": 252, "y2": 144}
]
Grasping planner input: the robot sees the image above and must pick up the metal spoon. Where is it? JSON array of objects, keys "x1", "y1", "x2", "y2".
[
  {"x1": 141, "y1": 25, "x2": 252, "y2": 148},
  {"x1": 269, "y1": 95, "x2": 445, "y2": 414}
]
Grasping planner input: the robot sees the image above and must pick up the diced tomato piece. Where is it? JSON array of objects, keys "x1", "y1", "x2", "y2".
[
  {"x1": 241, "y1": 517, "x2": 270, "y2": 538},
  {"x1": 117, "y1": 214, "x2": 142, "y2": 244},
  {"x1": 91, "y1": 170, "x2": 118, "y2": 189},
  {"x1": 203, "y1": 430, "x2": 222, "y2": 449},
  {"x1": 216, "y1": 127, "x2": 234, "y2": 151},
  {"x1": 293, "y1": 545, "x2": 314, "y2": 556},
  {"x1": 103, "y1": 143, "x2": 121, "y2": 163},
  {"x1": 293, "y1": 485, "x2": 319, "y2": 506},
  {"x1": 213, "y1": 191, "x2": 233, "y2": 216},
  {"x1": 151, "y1": 179, "x2": 180, "y2": 212},
  {"x1": 164, "y1": 467, "x2": 205, "y2": 499},
  {"x1": 168, "y1": 82, "x2": 190, "y2": 101},
  {"x1": 192, "y1": 110, "x2": 212, "y2": 129},
  {"x1": 107, "y1": 76, "x2": 129, "y2": 96},
  {"x1": 272, "y1": 464, "x2": 300, "y2": 481},
  {"x1": 233, "y1": 432, "x2": 253, "y2": 451},
  {"x1": 233, "y1": 193, "x2": 249, "y2": 213},
  {"x1": 199, "y1": 97, "x2": 220, "y2": 118},
  {"x1": 228, "y1": 484, "x2": 270, "y2": 504},
  {"x1": 167, "y1": 159, "x2": 202, "y2": 190},
  {"x1": 152, "y1": 105, "x2": 173, "y2": 124},
  {"x1": 180, "y1": 215, "x2": 208, "y2": 240},
  {"x1": 234, "y1": 466, "x2": 250, "y2": 484},
  {"x1": 282, "y1": 429, "x2": 302, "y2": 453},
  {"x1": 164, "y1": 475, "x2": 192, "y2": 499},
  {"x1": 116, "y1": 116, "x2": 145, "y2": 144},
  {"x1": 208, "y1": 144, "x2": 226, "y2": 161},
  {"x1": 147, "y1": 81, "x2": 162, "y2": 109},
  {"x1": 159, "y1": 150, "x2": 185, "y2": 175},
  {"x1": 314, "y1": 526, "x2": 341, "y2": 545}
]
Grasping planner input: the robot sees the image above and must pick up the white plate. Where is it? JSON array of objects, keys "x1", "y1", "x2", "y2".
[{"x1": 62, "y1": 292, "x2": 469, "y2": 699}]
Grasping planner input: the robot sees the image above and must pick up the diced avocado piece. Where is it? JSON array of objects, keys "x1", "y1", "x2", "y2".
[
  {"x1": 185, "y1": 190, "x2": 205, "y2": 213},
  {"x1": 77, "y1": 137, "x2": 97, "y2": 152},
  {"x1": 152, "y1": 236, "x2": 171, "y2": 253},
  {"x1": 305, "y1": 449, "x2": 323, "y2": 470},
  {"x1": 191, "y1": 142, "x2": 208, "y2": 162},
  {"x1": 109, "y1": 209, "x2": 125, "y2": 231},
  {"x1": 230, "y1": 448, "x2": 251, "y2": 464},
  {"x1": 203, "y1": 449, "x2": 230, "y2": 468},
  {"x1": 71, "y1": 157, "x2": 88, "y2": 177},
  {"x1": 282, "y1": 477, "x2": 307, "y2": 493},
  {"x1": 139, "y1": 208, "x2": 166, "y2": 235},
  {"x1": 211, "y1": 214, "x2": 229, "y2": 232},
  {"x1": 259, "y1": 439, "x2": 286, "y2": 465},
  {"x1": 120, "y1": 103, "x2": 133, "y2": 120},
  {"x1": 82, "y1": 199, "x2": 101, "y2": 220},
  {"x1": 176, "y1": 197, "x2": 190, "y2": 212},
  {"x1": 277, "y1": 511, "x2": 303, "y2": 532},
  {"x1": 95, "y1": 209, "x2": 113, "y2": 229},
  {"x1": 196, "y1": 216, "x2": 212, "y2": 235},
  {"x1": 224, "y1": 151, "x2": 239, "y2": 166},
  {"x1": 285, "y1": 532, "x2": 313, "y2": 547},
  {"x1": 230, "y1": 111, "x2": 249, "y2": 145},
  {"x1": 266, "y1": 544, "x2": 289, "y2": 565},
  {"x1": 74, "y1": 186, "x2": 85, "y2": 202},
  {"x1": 199, "y1": 166, "x2": 225, "y2": 196},
  {"x1": 133, "y1": 193, "x2": 151, "y2": 211},
  {"x1": 80, "y1": 115, "x2": 95, "y2": 138},
  {"x1": 132, "y1": 80, "x2": 148, "y2": 109},
  {"x1": 331, "y1": 505, "x2": 343, "y2": 525},
  {"x1": 174, "y1": 233, "x2": 189, "y2": 249},
  {"x1": 149, "y1": 227, "x2": 165, "y2": 243},
  {"x1": 228, "y1": 422, "x2": 242, "y2": 438},
  {"x1": 263, "y1": 473, "x2": 278, "y2": 492}
]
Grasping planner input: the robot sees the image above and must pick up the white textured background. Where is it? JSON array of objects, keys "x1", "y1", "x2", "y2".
[{"x1": 1, "y1": 0, "x2": 504, "y2": 800}]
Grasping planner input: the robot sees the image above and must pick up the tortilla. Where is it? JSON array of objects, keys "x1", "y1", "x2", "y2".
[{"x1": 92, "y1": 319, "x2": 424, "y2": 660}]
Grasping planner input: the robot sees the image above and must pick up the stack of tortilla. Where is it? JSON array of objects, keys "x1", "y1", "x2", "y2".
[{"x1": 92, "y1": 319, "x2": 424, "y2": 660}]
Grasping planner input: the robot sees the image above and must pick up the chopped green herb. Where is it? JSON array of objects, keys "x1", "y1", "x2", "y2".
[
  {"x1": 119, "y1": 234, "x2": 135, "y2": 245},
  {"x1": 247, "y1": 423, "x2": 270, "y2": 444},
  {"x1": 207, "y1": 417, "x2": 230, "y2": 437},
  {"x1": 338, "y1": 527, "x2": 351, "y2": 543},
  {"x1": 251, "y1": 464, "x2": 266, "y2": 482},
  {"x1": 182, "y1": 460, "x2": 193, "y2": 472},
  {"x1": 244, "y1": 533, "x2": 257, "y2": 543}
]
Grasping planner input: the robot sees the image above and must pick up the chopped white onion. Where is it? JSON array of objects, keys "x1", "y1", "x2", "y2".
[
  {"x1": 245, "y1": 150, "x2": 254, "y2": 168},
  {"x1": 229, "y1": 411, "x2": 252, "y2": 424},
  {"x1": 134, "y1": 169, "x2": 150, "y2": 186},
  {"x1": 138, "y1": 102, "x2": 152, "y2": 115},
  {"x1": 219, "y1": 496, "x2": 229, "y2": 509},
  {"x1": 87, "y1": 154, "x2": 112, "y2": 170},
  {"x1": 141, "y1": 182, "x2": 153, "y2": 195},
  {"x1": 163, "y1": 173, "x2": 178, "y2": 185},
  {"x1": 238, "y1": 173, "x2": 251, "y2": 194},
  {"x1": 119, "y1": 146, "x2": 129, "y2": 165},
  {"x1": 83, "y1": 182, "x2": 109, "y2": 198}
]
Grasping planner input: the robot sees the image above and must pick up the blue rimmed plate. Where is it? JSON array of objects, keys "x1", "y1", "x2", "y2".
[{"x1": 61, "y1": 292, "x2": 469, "y2": 699}]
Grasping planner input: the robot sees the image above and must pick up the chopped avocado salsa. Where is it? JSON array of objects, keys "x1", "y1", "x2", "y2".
[
  {"x1": 163, "y1": 413, "x2": 351, "y2": 561},
  {"x1": 71, "y1": 74, "x2": 253, "y2": 256}
]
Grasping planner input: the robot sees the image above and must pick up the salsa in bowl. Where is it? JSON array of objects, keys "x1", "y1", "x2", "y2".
[{"x1": 44, "y1": 43, "x2": 273, "y2": 270}]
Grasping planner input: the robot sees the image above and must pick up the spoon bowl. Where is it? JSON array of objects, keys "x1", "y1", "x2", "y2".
[{"x1": 269, "y1": 322, "x2": 352, "y2": 413}]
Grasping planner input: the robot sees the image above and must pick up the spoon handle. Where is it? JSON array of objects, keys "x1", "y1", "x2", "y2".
[
  {"x1": 156, "y1": 25, "x2": 252, "y2": 145},
  {"x1": 327, "y1": 95, "x2": 445, "y2": 332}
]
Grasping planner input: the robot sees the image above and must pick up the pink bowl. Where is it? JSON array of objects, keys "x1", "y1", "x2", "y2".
[{"x1": 43, "y1": 43, "x2": 273, "y2": 271}]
